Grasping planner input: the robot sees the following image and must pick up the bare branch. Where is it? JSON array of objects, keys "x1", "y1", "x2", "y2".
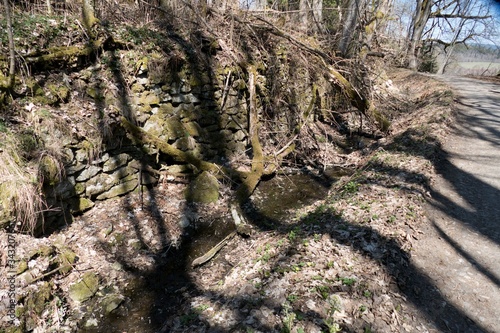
[{"x1": 430, "y1": 13, "x2": 491, "y2": 20}]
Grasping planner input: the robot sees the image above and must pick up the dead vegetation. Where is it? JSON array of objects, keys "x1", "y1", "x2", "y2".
[{"x1": 0, "y1": 2, "x2": 465, "y2": 332}]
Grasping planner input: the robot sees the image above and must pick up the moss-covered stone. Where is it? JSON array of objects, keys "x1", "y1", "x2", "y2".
[
  {"x1": 165, "y1": 116, "x2": 187, "y2": 140},
  {"x1": 158, "y1": 103, "x2": 176, "y2": 117},
  {"x1": 101, "y1": 294, "x2": 125, "y2": 314},
  {"x1": 47, "y1": 84, "x2": 70, "y2": 103},
  {"x1": 76, "y1": 165, "x2": 101, "y2": 182},
  {"x1": 39, "y1": 155, "x2": 60, "y2": 185},
  {"x1": 56, "y1": 247, "x2": 77, "y2": 274},
  {"x1": 68, "y1": 272, "x2": 99, "y2": 303},
  {"x1": 102, "y1": 153, "x2": 131, "y2": 172},
  {"x1": 185, "y1": 171, "x2": 219, "y2": 203},
  {"x1": 70, "y1": 197, "x2": 94, "y2": 214},
  {"x1": 95, "y1": 180, "x2": 138, "y2": 200},
  {"x1": 74, "y1": 182, "x2": 86, "y2": 195},
  {"x1": 17, "y1": 260, "x2": 28, "y2": 275},
  {"x1": 26, "y1": 79, "x2": 45, "y2": 97},
  {"x1": 25, "y1": 282, "x2": 52, "y2": 314},
  {"x1": 131, "y1": 82, "x2": 145, "y2": 93},
  {"x1": 29, "y1": 245, "x2": 55, "y2": 259},
  {"x1": 183, "y1": 122, "x2": 202, "y2": 137},
  {"x1": 86, "y1": 86, "x2": 103, "y2": 100},
  {"x1": 136, "y1": 56, "x2": 149, "y2": 73},
  {"x1": 138, "y1": 91, "x2": 160, "y2": 106},
  {"x1": 143, "y1": 115, "x2": 165, "y2": 137}
]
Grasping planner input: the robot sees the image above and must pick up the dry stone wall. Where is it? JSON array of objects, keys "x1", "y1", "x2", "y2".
[{"x1": 42, "y1": 62, "x2": 251, "y2": 228}]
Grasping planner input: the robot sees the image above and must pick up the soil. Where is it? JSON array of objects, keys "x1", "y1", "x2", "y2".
[
  {"x1": 2, "y1": 70, "x2": 499, "y2": 333},
  {"x1": 409, "y1": 75, "x2": 500, "y2": 333}
]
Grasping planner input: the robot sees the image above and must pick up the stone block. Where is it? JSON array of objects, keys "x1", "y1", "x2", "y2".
[
  {"x1": 76, "y1": 166, "x2": 102, "y2": 182},
  {"x1": 143, "y1": 116, "x2": 165, "y2": 137},
  {"x1": 185, "y1": 171, "x2": 219, "y2": 203},
  {"x1": 166, "y1": 117, "x2": 186, "y2": 140},
  {"x1": 103, "y1": 153, "x2": 132, "y2": 172},
  {"x1": 96, "y1": 180, "x2": 138, "y2": 200},
  {"x1": 183, "y1": 122, "x2": 203, "y2": 137},
  {"x1": 69, "y1": 197, "x2": 95, "y2": 214},
  {"x1": 53, "y1": 177, "x2": 76, "y2": 199}
]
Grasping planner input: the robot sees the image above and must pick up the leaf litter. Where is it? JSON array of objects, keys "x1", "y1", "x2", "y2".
[{"x1": 0, "y1": 70, "x2": 457, "y2": 332}]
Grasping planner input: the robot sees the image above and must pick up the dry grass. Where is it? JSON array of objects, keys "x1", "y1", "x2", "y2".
[{"x1": 0, "y1": 136, "x2": 47, "y2": 234}]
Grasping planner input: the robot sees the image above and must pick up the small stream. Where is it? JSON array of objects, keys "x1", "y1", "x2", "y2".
[
  {"x1": 249, "y1": 167, "x2": 350, "y2": 223},
  {"x1": 83, "y1": 166, "x2": 351, "y2": 332}
]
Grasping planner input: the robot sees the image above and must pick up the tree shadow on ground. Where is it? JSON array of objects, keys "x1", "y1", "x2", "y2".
[{"x1": 74, "y1": 15, "x2": 496, "y2": 333}]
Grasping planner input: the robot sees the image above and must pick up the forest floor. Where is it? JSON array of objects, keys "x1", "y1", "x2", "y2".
[{"x1": 3, "y1": 70, "x2": 498, "y2": 333}]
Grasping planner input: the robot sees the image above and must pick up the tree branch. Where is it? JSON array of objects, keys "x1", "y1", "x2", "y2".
[{"x1": 430, "y1": 13, "x2": 491, "y2": 19}]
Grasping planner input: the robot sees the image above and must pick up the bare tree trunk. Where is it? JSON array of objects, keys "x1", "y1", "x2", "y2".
[
  {"x1": 312, "y1": 0, "x2": 323, "y2": 32},
  {"x1": 362, "y1": 0, "x2": 392, "y2": 55},
  {"x1": 407, "y1": 0, "x2": 432, "y2": 70},
  {"x1": 338, "y1": 0, "x2": 360, "y2": 57},
  {"x1": 299, "y1": 0, "x2": 309, "y2": 30},
  {"x1": 46, "y1": 0, "x2": 52, "y2": 14},
  {"x1": 3, "y1": 0, "x2": 15, "y2": 90}
]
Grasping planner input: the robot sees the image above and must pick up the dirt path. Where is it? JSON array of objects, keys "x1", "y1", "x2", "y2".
[{"x1": 411, "y1": 75, "x2": 500, "y2": 332}]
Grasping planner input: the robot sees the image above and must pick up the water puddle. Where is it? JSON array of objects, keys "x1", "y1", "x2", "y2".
[{"x1": 248, "y1": 166, "x2": 352, "y2": 224}]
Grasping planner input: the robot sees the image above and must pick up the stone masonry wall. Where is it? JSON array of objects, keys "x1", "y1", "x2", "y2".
[{"x1": 42, "y1": 60, "x2": 251, "y2": 228}]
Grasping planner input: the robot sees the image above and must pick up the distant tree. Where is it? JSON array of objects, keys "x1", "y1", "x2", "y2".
[
  {"x1": 406, "y1": 0, "x2": 494, "y2": 71},
  {"x1": 431, "y1": 0, "x2": 494, "y2": 74},
  {"x1": 299, "y1": 0, "x2": 309, "y2": 30},
  {"x1": 360, "y1": 0, "x2": 393, "y2": 57},
  {"x1": 407, "y1": 0, "x2": 433, "y2": 69},
  {"x1": 338, "y1": 0, "x2": 361, "y2": 56},
  {"x1": 337, "y1": 0, "x2": 393, "y2": 57},
  {"x1": 312, "y1": 0, "x2": 324, "y2": 32}
]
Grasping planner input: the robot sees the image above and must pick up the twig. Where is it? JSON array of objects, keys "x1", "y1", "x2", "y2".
[{"x1": 29, "y1": 263, "x2": 77, "y2": 284}]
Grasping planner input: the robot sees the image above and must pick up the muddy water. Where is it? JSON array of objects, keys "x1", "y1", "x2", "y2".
[
  {"x1": 84, "y1": 167, "x2": 350, "y2": 332},
  {"x1": 248, "y1": 167, "x2": 351, "y2": 224}
]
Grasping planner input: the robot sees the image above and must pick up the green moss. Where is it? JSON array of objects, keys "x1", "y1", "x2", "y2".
[
  {"x1": 74, "y1": 183, "x2": 86, "y2": 195},
  {"x1": 26, "y1": 80, "x2": 45, "y2": 97},
  {"x1": 183, "y1": 122, "x2": 202, "y2": 137},
  {"x1": 138, "y1": 91, "x2": 160, "y2": 105},
  {"x1": 39, "y1": 154, "x2": 60, "y2": 185},
  {"x1": 16, "y1": 260, "x2": 28, "y2": 275},
  {"x1": 25, "y1": 282, "x2": 52, "y2": 314},
  {"x1": 86, "y1": 87, "x2": 103, "y2": 100},
  {"x1": 101, "y1": 295, "x2": 124, "y2": 314},
  {"x1": 165, "y1": 117, "x2": 187, "y2": 140},
  {"x1": 29, "y1": 245, "x2": 55, "y2": 259},
  {"x1": 70, "y1": 197, "x2": 94, "y2": 214},
  {"x1": 68, "y1": 272, "x2": 99, "y2": 303},
  {"x1": 57, "y1": 247, "x2": 77, "y2": 274},
  {"x1": 136, "y1": 56, "x2": 149, "y2": 72},
  {"x1": 47, "y1": 84, "x2": 70, "y2": 103},
  {"x1": 185, "y1": 171, "x2": 219, "y2": 203},
  {"x1": 158, "y1": 103, "x2": 175, "y2": 117},
  {"x1": 19, "y1": 130, "x2": 39, "y2": 156},
  {"x1": 131, "y1": 83, "x2": 145, "y2": 93}
]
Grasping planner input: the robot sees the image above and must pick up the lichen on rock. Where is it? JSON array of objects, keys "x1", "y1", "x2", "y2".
[{"x1": 68, "y1": 272, "x2": 100, "y2": 303}]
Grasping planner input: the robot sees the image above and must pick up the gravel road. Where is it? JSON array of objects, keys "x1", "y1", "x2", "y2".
[{"x1": 412, "y1": 75, "x2": 500, "y2": 332}]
